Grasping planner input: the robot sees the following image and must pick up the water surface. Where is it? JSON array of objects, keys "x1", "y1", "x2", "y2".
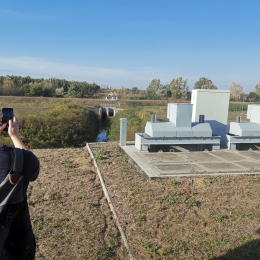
[{"x1": 96, "y1": 132, "x2": 108, "y2": 142}]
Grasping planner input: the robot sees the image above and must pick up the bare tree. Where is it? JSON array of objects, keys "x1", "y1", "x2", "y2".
[
  {"x1": 230, "y1": 82, "x2": 243, "y2": 101},
  {"x1": 255, "y1": 81, "x2": 260, "y2": 96}
]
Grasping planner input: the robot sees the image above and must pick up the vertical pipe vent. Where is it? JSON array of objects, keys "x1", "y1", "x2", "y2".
[
  {"x1": 199, "y1": 115, "x2": 205, "y2": 123},
  {"x1": 236, "y1": 116, "x2": 242, "y2": 123},
  {"x1": 151, "y1": 114, "x2": 157, "y2": 123}
]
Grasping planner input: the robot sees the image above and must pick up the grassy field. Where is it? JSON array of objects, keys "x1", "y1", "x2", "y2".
[{"x1": 0, "y1": 96, "x2": 104, "y2": 118}]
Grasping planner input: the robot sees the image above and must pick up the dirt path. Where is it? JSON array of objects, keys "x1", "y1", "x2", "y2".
[{"x1": 30, "y1": 147, "x2": 125, "y2": 259}]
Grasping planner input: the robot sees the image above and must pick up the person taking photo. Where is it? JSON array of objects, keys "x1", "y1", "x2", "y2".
[{"x1": 0, "y1": 115, "x2": 40, "y2": 260}]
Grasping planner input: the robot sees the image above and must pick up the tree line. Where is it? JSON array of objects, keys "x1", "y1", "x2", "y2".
[
  {"x1": 1, "y1": 75, "x2": 260, "y2": 101},
  {"x1": 229, "y1": 82, "x2": 260, "y2": 102},
  {"x1": 135, "y1": 76, "x2": 216, "y2": 100},
  {"x1": 141, "y1": 77, "x2": 260, "y2": 101},
  {"x1": 0, "y1": 75, "x2": 100, "y2": 98}
]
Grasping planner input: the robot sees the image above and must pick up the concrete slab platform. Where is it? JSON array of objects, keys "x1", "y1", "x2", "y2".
[
  {"x1": 154, "y1": 163, "x2": 207, "y2": 174},
  {"x1": 180, "y1": 152, "x2": 221, "y2": 162},
  {"x1": 235, "y1": 161, "x2": 260, "y2": 171},
  {"x1": 141, "y1": 152, "x2": 187, "y2": 163},
  {"x1": 119, "y1": 143, "x2": 260, "y2": 180},
  {"x1": 211, "y1": 151, "x2": 247, "y2": 162},
  {"x1": 199, "y1": 162, "x2": 245, "y2": 172},
  {"x1": 238, "y1": 151, "x2": 260, "y2": 161}
]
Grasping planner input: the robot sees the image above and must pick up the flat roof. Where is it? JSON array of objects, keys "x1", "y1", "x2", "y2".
[{"x1": 192, "y1": 89, "x2": 230, "y2": 93}]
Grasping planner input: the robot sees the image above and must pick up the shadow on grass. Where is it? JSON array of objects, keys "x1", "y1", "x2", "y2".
[{"x1": 211, "y1": 238, "x2": 260, "y2": 260}]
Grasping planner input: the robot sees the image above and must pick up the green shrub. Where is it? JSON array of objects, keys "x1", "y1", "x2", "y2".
[
  {"x1": 249, "y1": 92, "x2": 260, "y2": 101},
  {"x1": 17, "y1": 104, "x2": 100, "y2": 149},
  {"x1": 0, "y1": 135, "x2": 13, "y2": 147},
  {"x1": 21, "y1": 83, "x2": 43, "y2": 96},
  {"x1": 229, "y1": 104, "x2": 247, "y2": 111},
  {"x1": 108, "y1": 108, "x2": 151, "y2": 141}
]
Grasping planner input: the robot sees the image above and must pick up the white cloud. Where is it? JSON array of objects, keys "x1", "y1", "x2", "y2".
[{"x1": 0, "y1": 56, "x2": 174, "y2": 89}]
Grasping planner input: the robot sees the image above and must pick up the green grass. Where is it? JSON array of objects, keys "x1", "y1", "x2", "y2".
[
  {"x1": 95, "y1": 155, "x2": 107, "y2": 160},
  {"x1": 98, "y1": 148, "x2": 110, "y2": 156},
  {"x1": 186, "y1": 199, "x2": 197, "y2": 206},
  {"x1": 100, "y1": 161, "x2": 111, "y2": 165},
  {"x1": 170, "y1": 179, "x2": 179, "y2": 186},
  {"x1": 87, "y1": 203, "x2": 95, "y2": 208},
  {"x1": 154, "y1": 206, "x2": 164, "y2": 211},
  {"x1": 212, "y1": 213, "x2": 225, "y2": 222},
  {"x1": 122, "y1": 155, "x2": 129, "y2": 161},
  {"x1": 135, "y1": 215, "x2": 146, "y2": 222},
  {"x1": 171, "y1": 191, "x2": 179, "y2": 196}
]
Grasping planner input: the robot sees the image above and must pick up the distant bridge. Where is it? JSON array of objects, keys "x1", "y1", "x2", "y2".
[{"x1": 99, "y1": 103, "x2": 122, "y2": 120}]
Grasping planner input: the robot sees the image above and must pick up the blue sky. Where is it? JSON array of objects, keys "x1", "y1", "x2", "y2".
[{"x1": 0, "y1": 0, "x2": 259, "y2": 92}]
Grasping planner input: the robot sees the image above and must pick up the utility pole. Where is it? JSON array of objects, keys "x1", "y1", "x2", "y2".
[{"x1": 242, "y1": 96, "x2": 245, "y2": 115}]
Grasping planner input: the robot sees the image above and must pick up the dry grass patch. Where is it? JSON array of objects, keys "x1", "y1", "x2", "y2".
[
  {"x1": 29, "y1": 147, "x2": 125, "y2": 259},
  {"x1": 90, "y1": 142, "x2": 260, "y2": 260}
]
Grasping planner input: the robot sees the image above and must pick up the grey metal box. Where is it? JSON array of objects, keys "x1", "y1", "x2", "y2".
[
  {"x1": 167, "y1": 103, "x2": 192, "y2": 127},
  {"x1": 145, "y1": 122, "x2": 177, "y2": 137},
  {"x1": 228, "y1": 122, "x2": 260, "y2": 136},
  {"x1": 176, "y1": 127, "x2": 193, "y2": 137},
  {"x1": 192, "y1": 123, "x2": 212, "y2": 137}
]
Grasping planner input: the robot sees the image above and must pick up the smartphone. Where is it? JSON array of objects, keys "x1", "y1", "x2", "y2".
[{"x1": 2, "y1": 107, "x2": 13, "y2": 132}]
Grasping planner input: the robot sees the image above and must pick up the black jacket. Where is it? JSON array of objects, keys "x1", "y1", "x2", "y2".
[{"x1": 0, "y1": 145, "x2": 40, "y2": 259}]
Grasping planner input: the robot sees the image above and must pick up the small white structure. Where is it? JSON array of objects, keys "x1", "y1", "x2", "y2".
[
  {"x1": 191, "y1": 89, "x2": 230, "y2": 135},
  {"x1": 225, "y1": 104, "x2": 260, "y2": 149},
  {"x1": 134, "y1": 90, "x2": 260, "y2": 151},
  {"x1": 247, "y1": 104, "x2": 260, "y2": 124},
  {"x1": 167, "y1": 103, "x2": 193, "y2": 127},
  {"x1": 136, "y1": 103, "x2": 220, "y2": 151},
  {"x1": 145, "y1": 103, "x2": 212, "y2": 138}
]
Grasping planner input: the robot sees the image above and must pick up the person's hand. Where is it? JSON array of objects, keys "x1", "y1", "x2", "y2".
[
  {"x1": 5, "y1": 115, "x2": 29, "y2": 151},
  {"x1": 8, "y1": 115, "x2": 19, "y2": 138},
  {"x1": 0, "y1": 117, "x2": 7, "y2": 135}
]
